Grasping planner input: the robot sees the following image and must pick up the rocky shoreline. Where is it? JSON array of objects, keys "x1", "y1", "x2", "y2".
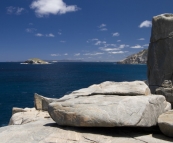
[
  {"x1": 0, "y1": 81, "x2": 173, "y2": 142},
  {"x1": 1, "y1": 13, "x2": 173, "y2": 143}
]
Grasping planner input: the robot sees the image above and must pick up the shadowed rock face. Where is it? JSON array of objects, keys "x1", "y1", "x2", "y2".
[
  {"x1": 147, "y1": 13, "x2": 173, "y2": 93},
  {"x1": 158, "y1": 110, "x2": 173, "y2": 137}
]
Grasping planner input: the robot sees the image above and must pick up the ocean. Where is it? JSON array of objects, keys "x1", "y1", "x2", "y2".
[{"x1": 0, "y1": 62, "x2": 147, "y2": 127}]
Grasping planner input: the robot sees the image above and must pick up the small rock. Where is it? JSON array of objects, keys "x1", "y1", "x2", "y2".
[{"x1": 158, "y1": 110, "x2": 173, "y2": 137}]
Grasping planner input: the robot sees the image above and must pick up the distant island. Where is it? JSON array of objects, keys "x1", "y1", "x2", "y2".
[
  {"x1": 117, "y1": 49, "x2": 148, "y2": 64},
  {"x1": 23, "y1": 58, "x2": 49, "y2": 64}
]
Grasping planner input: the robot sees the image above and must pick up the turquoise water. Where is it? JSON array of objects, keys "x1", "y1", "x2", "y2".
[{"x1": 0, "y1": 62, "x2": 147, "y2": 126}]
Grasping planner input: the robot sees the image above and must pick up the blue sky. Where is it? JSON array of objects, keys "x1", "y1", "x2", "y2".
[{"x1": 1, "y1": 0, "x2": 173, "y2": 62}]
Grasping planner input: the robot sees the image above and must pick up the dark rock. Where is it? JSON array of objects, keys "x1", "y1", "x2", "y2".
[
  {"x1": 147, "y1": 13, "x2": 173, "y2": 93},
  {"x1": 158, "y1": 110, "x2": 173, "y2": 137}
]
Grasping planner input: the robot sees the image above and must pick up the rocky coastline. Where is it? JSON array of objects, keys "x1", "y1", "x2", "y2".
[
  {"x1": 1, "y1": 13, "x2": 173, "y2": 143},
  {"x1": 117, "y1": 49, "x2": 148, "y2": 64}
]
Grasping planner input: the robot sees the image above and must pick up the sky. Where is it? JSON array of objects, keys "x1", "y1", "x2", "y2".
[{"x1": 1, "y1": 0, "x2": 173, "y2": 62}]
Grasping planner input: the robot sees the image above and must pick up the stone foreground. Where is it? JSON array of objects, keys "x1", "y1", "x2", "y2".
[
  {"x1": 45, "y1": 81, "x2": 170, "y2": 127},
  {"x1": 158, "y1": 110, "x2": 173, "y2": 137},
  {"x1": 48, "y1": 95, "x2": 171, "y2": 127},
  {"x1": 1, "y1": 118, "x2": 173, "y2": 143}
]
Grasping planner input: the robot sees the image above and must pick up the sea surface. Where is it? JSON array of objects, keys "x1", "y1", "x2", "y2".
[{"x1": 0, "y1": 62, "x2": 147, "y2": 127}]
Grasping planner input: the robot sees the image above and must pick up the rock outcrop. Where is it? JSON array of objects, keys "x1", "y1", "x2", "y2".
[
  {"x1": 147, "y1": 13, "x2": 173, "y2": 93},
  {"x1": 44, "y1": 81, "x2": 170, "y2": 127},
  {"x1": 117, "y1": 49, "x2": 148, "y2": 64},
  {"x1": 48, "y1": 95, "x2": 170, "y2": 127},
  {"x1": 24, "y1": 58, "x2": 49, "y2": 64},
  {"x1": 158, "y1": 110, "x2": 173, "y2": 137},
  {"x1": 156, "y1": 80, "x2": 173, "y2": 106}
]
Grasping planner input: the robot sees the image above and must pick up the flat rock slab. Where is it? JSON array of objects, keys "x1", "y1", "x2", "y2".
[
  {"x1": 158, "y1": 110, "x2": 173, "y2": 137},
  {"x1": 9, "y1": 108, "x2": 50, "y2": 125},
  {"x1": 48, "y1": 95, "x2": 171, "y2": 127},
  {"x1": 59, "y1": 81, "x2": 151, "y2": 101},
  {"x1": 1, "y1": 118, "x2": 173, "y2": 143}
]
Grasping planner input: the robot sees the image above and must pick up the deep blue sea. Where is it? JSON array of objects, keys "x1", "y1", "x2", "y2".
[{"x1": 0, "y1": 62, "x2": 147, "y2": 127}]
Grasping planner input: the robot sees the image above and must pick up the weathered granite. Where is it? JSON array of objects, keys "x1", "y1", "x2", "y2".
[
  {"x1": 9, "y1": 108, "x2": 50, "y2": 125},
  {"x1": 12, "y1": 107, "x2": 27, "y2": 115},
  {"x1": 1, "y1": 118, "x2": 173, "y2": 143},
  {"x1": 147, "y1": 13, "x2": 173, "y2": 93},
  {"x1": 59, "y1": 81, "x2": 151, "y2": 102},
  {"x1": 48, "y1": 95, "x2": 171, "y2": 127},
  {"x1": 34, "y1": 93, "x2": 59, "y2": 111},
  {"x1": 158, "y1": 110, "x2": 173, "y2": 137}
]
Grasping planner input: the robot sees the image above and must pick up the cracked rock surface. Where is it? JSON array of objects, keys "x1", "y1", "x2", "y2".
[
  {"x1": 1, "y1": 118, "x2": 173, "y2": 143},
  {"x1": 48, "y1": 95, "x2": 170, "y2": 127},
  {"x1": 46, "y1": 81, "x2": 170, "y2": 127}
]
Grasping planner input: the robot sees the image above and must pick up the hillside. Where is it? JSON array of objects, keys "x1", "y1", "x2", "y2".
[{"x1": 117, "y1": 49, "x2": 148, "y2": 64}]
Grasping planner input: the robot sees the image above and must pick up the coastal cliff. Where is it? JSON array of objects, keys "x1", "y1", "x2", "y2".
[{"x1": 117, "y1": 49, "x2": 148, "y2": 64}]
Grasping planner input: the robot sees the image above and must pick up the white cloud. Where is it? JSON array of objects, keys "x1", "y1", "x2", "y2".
[
  {"x1": 26, "y1": 28, "x2": 37, "y2": 33},
  {"x1": 138, "y1": 38, "x2": 145, "y2": 40},
  {"x1": 131, "y1": 44, "x2": 143, "y2": 48},
  {"x1": 98, "y1": 24, "x2": 106, "y2": 28},
  {"x1": 58, "y1": 32, "x2": 62, "y2": 35},
  {"x1": 92, "y1": 38, "x2": 99, "y2": 41},
  {"x1": 7, "y1": 6, "x2": 25, "y2": 15},
  {"x1": 64, "y1": 53, "x2": 68, "y2": 56},
  {"x1": 74, "y1": 53, "x2": 80, "y2": 56},
  {"x1": 60, "y1": 40, "x2": 66, "y2": 43},
  {"x1": 139, "y1": 20, "x2": 152, "y2": 28},
  {"x1": 99, "y1": 47, "x2": 120, "y2": 51},
  {"x1": 104, "y1": 44, "x2": 116, "y2": 47},
  {"x1": 113, "y1": 32, "x2": 119, "y2": 37},
  {"x1": 46, "y1": 33, "x2": 55, "y2": 37},
  {"x1": 51, "y1": 54, "x2": 60, "y2": 56},
  {"x1": 117, "y1": 40, "x2": 121, "y2": 42},
  {"x1": 143, "y1": 44, "x2": 149, "y2": 47},
  {"x1": 16, "y1": 8, "x2": 25, "y2": 15},
  {"x1": 100, "y1": 28, "x2": 107, "y2": 31},
  {"x1": 84, "y1": 53, "x2": 104, "y2": 56},
  {"x1": 35, "y1": 33, "x2": 44, "y2": 37},
  {"x1": 109, "y1": 51, "x2": 128, "y2": 54},
  {"x1": 100, "y1": 44, "x2": 127, "y2": 51},
  {"x1": 95, "y1": 41, "x2": 106, "y2": 45},
  {"x1": 30, "y1": 0, "x2": 80, "y2": 17},
  {"x1": 118, "y1": 44, "x2": 126, "y2": 49}
]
